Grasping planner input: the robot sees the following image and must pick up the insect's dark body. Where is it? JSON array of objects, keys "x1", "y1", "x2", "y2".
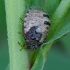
[
  {"x1": 23, "y1": 8, "x2": 50, "y2": 51},
  {"x1": 25, "y1": 26, "x2": 42, "y2": 50}
]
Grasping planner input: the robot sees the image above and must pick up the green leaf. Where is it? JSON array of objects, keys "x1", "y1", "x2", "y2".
[
  {"x1": 44, "y1": 9, "x2": 70, "y2": 45},
  {"x1": 48, "y1": 0, "x2": 70, "y2": 40},
  {"x1": 44, "y1": 22, "x2": 70, "y2": 45},
  {"x1": 6, "y1": 64, "x2": 10, "y2": 70},
  {"x1": 30, "y1": 0, "x2": 45, "y2": 10},
  {"x1": 5, "y1": 0, "x2": 30, "y2": 70},
  {"x1": 25, "y1": 0, "x2": 31, "y2": 9},
  {"x1": 45, "y1": 0, "x2": 61, "y2": 17},
  {"x1": 31, "y1": 49, "x2": 43, "y2": 70}
]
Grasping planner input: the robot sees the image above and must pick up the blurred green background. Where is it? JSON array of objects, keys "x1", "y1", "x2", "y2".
[
  {"x1": 0, "y1": 0, "x2": 70, "y2": 70},
  {"x1": 0, "y1": 0, "x2": 9, "y2": 70}
]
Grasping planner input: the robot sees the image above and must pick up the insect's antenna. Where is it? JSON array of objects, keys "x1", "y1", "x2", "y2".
[
  {"x1": 18, "y1": 32, "x2": 23, "y2": 35},
  {"x1": 18, "y1": 42, "x2": 25, "y2": 51}
]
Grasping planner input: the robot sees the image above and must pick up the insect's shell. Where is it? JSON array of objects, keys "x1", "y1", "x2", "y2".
[{"x1": 23, "y1": 8, "x2": 50, "y2": 51}]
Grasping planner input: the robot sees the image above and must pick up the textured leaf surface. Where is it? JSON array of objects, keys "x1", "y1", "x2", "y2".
[{"x1": 5, "y1": 0, "x2": 29, "y2": 70}]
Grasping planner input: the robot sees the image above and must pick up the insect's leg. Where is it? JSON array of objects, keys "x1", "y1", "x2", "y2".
[
  {"x1": 18, "y1": 32, "x2": 23, "y2": 35},
  {"x1": 18, "y1": 42, "x2": 25, "y2": 51},
  {"x1": 18, "y1": 31, "x2": 26, "y2": 39},
  {"x1": 19, "y1": 32, "x2": 26, "y2": 40},
  {"x1": 20, "y1": 18, "x2": 23, "y2": 22}
]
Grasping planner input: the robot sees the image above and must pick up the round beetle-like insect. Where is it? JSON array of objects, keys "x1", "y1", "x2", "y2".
[{"x1": 23, "y1": 8, "x2": 50, "y2": 51}]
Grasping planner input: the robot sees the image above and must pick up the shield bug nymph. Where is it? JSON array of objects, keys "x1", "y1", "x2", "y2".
[{"x1": 22, "y1": 8, "x2": 50, "y2": 51}]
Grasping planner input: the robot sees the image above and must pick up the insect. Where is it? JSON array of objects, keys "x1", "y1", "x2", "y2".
[{"x1": 22, "y1": 8, "x2": 50, "y2": 51}]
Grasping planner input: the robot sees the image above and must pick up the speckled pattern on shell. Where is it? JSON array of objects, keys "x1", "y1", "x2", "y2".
[{"x1": 23, "y1": 8, "x2": 50, "y2": 50}]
